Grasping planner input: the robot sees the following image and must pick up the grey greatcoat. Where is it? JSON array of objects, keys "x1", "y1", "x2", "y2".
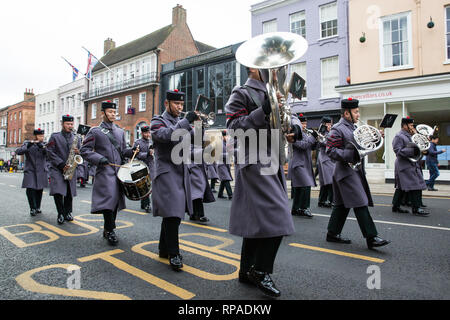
[
  {"x1": 217, "y1": 140, "x2": 233, "y2": 181},
  {"x1": 134, "y1": 138, "x2": 155, "y2": 180},
  {"x1": 392, "y1": 130, "x2": 427, "y2": 191},
  {"x1": 150, "y1": 111, "x2": 193, "y2": 219},
  {"x1": 46, "y1": 131, "x2": 80, "y2": 197},
  {"x1": 76, "y1": 161, "x2": 89, "y2": 181},
  {"x1": 288, "y1": 130, "x2": 317, "y2": 188},
  {"x1": 317, "y1": 131, "x2": 336, "y2": 186},
  {"x1": 225, "y1": 78, "x2": 295, "y2": 238},
  {"x1": 206, "y1": 163, "x2": 219, "y2": 180},
  {"x1": 81, "y1": 121, "x2": 133, "y2": 213},
  {"x1": 326, "y1": 117, "x2": 373, "y2": 209},
  {"x1": 16, "y1": 142, "x2": 48, "y2": 190}
]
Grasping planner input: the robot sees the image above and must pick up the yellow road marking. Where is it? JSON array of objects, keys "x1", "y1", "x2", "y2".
[
  {"x1": 181, "y1": 221, "x2": 228, "y2": 233},
  {"x1": 289, "y1": 243, "x2": 385, "y2": 263},
  {"x1": 123, "y1": 209, "x2": 147, "y2": 216}
]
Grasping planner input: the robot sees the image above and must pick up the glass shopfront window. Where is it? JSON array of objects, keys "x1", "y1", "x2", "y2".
[
  {"x1": 367, "y1": 119, "x2": 385, "y2": 165},
  {"x1": 208, "y1": 61, "x2": 236, "y2": 114}
]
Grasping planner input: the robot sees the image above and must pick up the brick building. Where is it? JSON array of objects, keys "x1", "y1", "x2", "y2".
[
  {"x1": 7, "y1": 89, "x2": 36, "y2": 149},
  {"x1": 84, "y1": 5, "x2": 215, "y2": 144}
]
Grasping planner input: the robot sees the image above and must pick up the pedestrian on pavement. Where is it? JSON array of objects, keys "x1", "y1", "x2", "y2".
[
  {"x1": 15, "y1": 128, "x2": 48, "y2": 216},
  {"x1": 325, "y1": 98, "x2": 390, "y2": 249},
  {"x1": 0, "y1": 158, "x2": 4, "y2": 172},
  {"x1": 426, "y1": 135, "x2": 445, "y2": 191}
]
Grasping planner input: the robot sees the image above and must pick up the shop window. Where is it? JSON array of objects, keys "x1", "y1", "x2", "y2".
[{"x1": 367, "y1": 119, "x2": 385, "y2": 164}]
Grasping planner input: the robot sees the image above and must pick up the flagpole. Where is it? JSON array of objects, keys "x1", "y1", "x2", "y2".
[
  {"x1": 82, "y1": 46, "x2": 114, "y2": 73},
  {"x1": 61, "y1": 57, "x2": 91, "y2": 82}
]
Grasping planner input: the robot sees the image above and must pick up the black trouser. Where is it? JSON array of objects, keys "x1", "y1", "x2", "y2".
[
  {"x1": 318, "y1": 184, "x2": 333, "y2": 204},
  {"x1": 327, "y1": 205, "x2": 378, "y2": 239},
  {"x1": 210, "y1": 179, "x2": 218, "y2": 190},
  {"x1": 218, "y1": 181, "x2": 232, "y2": 197},
  {"x1": 240, "y1": 237, "x2": 283, "y2": 274},
  {"x1": 192, "y1": 198, "x2": 205, "y2": 217},
  {"x1": 103, "y1": 209, "x2": 118, "y2": 232},
  {"x1": 53, "y1": 183, "x2": 72, "y2": 216},
  {"x1": 26, "y1": 189, "x2": 43, "y2": 210},
  {"x1": 159, "y1": 217, "x2": 181, "y2": 255},
  {"x1": 292, "y1": 186, "x2": 311, "y2": 210},
  {"x1": 394, "y1": 189, "x2": 421, "y2": 208},
  {"x1": 141, "y1": 195, "x2": 151, "y2": 209}
]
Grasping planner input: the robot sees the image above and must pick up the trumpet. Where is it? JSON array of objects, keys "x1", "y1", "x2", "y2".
[{"x1": 180, "y1": 111, "x2": 216, "y2": 128}]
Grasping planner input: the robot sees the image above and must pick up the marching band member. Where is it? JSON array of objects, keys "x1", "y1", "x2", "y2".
[
  {"x1": 391, "y1": 117, "x2": 429, "y2": 216},
  {"x1": 325, "y1": 98, "x2": 390, "y2": 249},
  {"x1": 225, "y1": 67, "x2": 299, "y2": 297},
  {"x1": 151, "y1": 89, "x2": 198, "y2": 271},
  {"x1": 317, "y1": 117, "x2": 335, "y2": 208},
  {"x1": 47, "y1": 115, "x2": 80, "y2": 225},
  {"x1": 81, "y1": 101, "x2": 134, "y2": 245},
  {"x1": 217, "y1": 130, "x2": 233, "y2": 200},
  {"x1": 134, "y1": 124, "x2": 154, "y2": 213},
  {"x1": 16, "y1": 128, "x2": 48, "y2": 216},
  {"x1": 288, "y1": 113, "x2": 317, "y2": 218},
  {"x1": 206, "y1": 162, "x2": 219, "y2": 193}
]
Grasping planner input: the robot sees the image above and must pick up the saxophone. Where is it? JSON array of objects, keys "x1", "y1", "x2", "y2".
[{"x1": 64, "y1": 130, "x2": 84, "y2": 180}]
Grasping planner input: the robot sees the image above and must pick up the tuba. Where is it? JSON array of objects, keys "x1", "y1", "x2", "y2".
[
  {"x1": 235, "y1": 32, "x2": 308, "y2": 164},
  {"x1": 63, "y1": 130, "x2": 84, "y2": 181},
  {"x1": 348, "y1": 120, "x2": 384, "y2": 170}
]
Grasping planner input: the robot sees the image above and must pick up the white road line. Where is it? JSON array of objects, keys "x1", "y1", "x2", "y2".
[{"x1": 312, "y1": 213, "x2": 450, "y2": 231}]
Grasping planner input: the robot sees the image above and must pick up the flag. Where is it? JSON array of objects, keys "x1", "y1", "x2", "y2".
[
  {"x1": 62, "y1": 57, "x2": 79, "y2": 81},
  {"x1": 85, "y1": 52, "x2": 99, "y2": 80}
]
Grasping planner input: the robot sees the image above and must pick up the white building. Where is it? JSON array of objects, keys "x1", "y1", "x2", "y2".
[
  {"x1": 35, "y1": 89, "x2": 59, "y2": 142},
  {"x1": 59, "y1": 78, "x2": 87, "y2": 131}
]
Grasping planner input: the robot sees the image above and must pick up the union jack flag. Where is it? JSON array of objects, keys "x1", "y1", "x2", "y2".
[
  {"x1": 61, "y1": 57, "x2": 79, "y2": 81},
  {"x1": 85, "y1": 52, "x2": 99, "y2": 80}
]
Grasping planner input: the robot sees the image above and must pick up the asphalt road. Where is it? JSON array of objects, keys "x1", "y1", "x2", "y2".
[{"x1": 0, "y1": 172, "x2": 449, "y2": 300}]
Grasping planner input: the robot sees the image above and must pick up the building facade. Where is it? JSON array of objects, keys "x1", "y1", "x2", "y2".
[
  {"x1": 0, "y1": 107, "x2": 8, "y2": 160},
  {"x1": 84, "y1": 5, "x2": 214, "y2": 144},
  {"x1": 7, "y1": 89, "x2": 35, "y2": 150},
  {"x1": 160, "y1": 43, "x2": 248, "y2": 128},
  {"x1": 251, "y1": 0, "x2": 350, "y2": 127},
  {"x1": 336, "y1": 0, "x2": 450, "y2": 183},
  {"x1": 35, "y1": 88, "x2": 59, "y2": 142},
  {"x1": 59, "y1": 79, "x2": 87, "y2": 131}
]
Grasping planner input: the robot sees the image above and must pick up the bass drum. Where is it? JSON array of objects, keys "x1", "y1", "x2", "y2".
[{"x1": 117, "y1": 160, "x2": 152, "y2": 201}]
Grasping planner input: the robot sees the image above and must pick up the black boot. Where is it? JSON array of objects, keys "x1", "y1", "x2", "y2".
[
  {"x1": 367, "y1": 236, "x2": 390, "y2": 249},
  {"x1": 65, "y1": 212, "x2": 74, "y2": 222},
  {"x1": 297, "y1": 208, "x2": 313, "y2": 218},
  {"x1": 57, "y1": 214, "x2": 65, "y2": 225},
  {"x1": 248, "y1": 267, "x2": 281, "y2": 298},
  {"x1": 169, "y1": 254, "x2": 183, "y2": 271},
  {"x1": 103, "y1": 230, "x2": 119, "y2": 246},
  {"x1": 35, "y1": 209, "x2": 42, "y2": 214},
  {"x1": 238, "y1": 270, "x2": 253, "y2": 285},
  {"x1": 326, "y1": 232, "x2": 351, "y2": 244},
  {"x1": 392, "y1": 206, "x2": 409, "y2": 213},
  {"x1": 145, "y1": 205, "x2": 152, "y2": 213},
  {"x1": 413, "y1": 207, "x2": 430, "y2": 216},
  {"x1": 30, "y1": 209, "x2": 37, "y2": 217}
]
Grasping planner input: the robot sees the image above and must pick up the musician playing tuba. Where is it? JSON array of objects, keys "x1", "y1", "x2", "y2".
[{"x1": 46, "y1": 115, "x2": 81, "y2": 225}]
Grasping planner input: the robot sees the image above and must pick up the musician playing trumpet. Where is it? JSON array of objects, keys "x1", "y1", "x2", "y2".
[
  {"x1": 46, "y1": 115, "x2": 80, "y2": 225},
  {"x1": 325, "y1": 98, "x2": 390, "y2": 249},
  {"x1": 15, "y1": 128, "x2": 48, "y2": 216},
  {"x1": 81, "y1": 101, "x2": 135, "y2": 245}
]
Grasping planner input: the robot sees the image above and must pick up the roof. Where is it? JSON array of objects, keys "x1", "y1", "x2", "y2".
[
  {"x1": 93, "y1": 25, "x2": 175, "y2": 72},
  {"x1": 195, "y1": 40, "x2": 216, "y2": 53}
]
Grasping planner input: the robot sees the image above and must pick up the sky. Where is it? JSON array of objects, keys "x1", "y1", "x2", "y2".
[{"x1": 0, "y1": 0, "x2": 260, "y2": 107}]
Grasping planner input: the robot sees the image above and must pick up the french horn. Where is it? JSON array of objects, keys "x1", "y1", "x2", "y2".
[{"x1": 348, "y1": 120, "x2": 384, "y2": 170}]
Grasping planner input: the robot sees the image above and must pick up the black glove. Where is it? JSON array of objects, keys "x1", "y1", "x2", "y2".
[
  {"x1": 57, "y1": 162, "x2": 66, "y2": 172},
  {"x1": 344, "y1": 143, "x2": 359, "y2": 164},
  {"x1": 132, "y1": 145, "x2": 139, "y2": 153},
  {"x1": 406, "y1": 142, "x2": 420, "y2": 156},
  {"x1": 98, "y1": 158, "x2": 109, "y2": 166},
  {"x1": 26, "y1": 142, "x2": 33, "y2": 149},
  {"x1": 310, "y1": 130, "x2": 319, "y2": 139},
  {"x1": 291, "y1": 124, "x2": 302, "y2": 141},
  {"x1": 185, "y1": 111, "x2": 199, "y2": 123},
  {"x1": 262, "y1": 98, "x2": 272, "y2": 115}
]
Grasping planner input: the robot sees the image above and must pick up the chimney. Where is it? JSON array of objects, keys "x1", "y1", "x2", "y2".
[
  {"x1": 24, "y1": 88, "x2": 34, "y2": 101},
  {"x1": 172, "y1": 4, "x2": 187, "y2": 26},
  {"x1": 104, "y1": 38, "x2": 116, "y2": 55}
]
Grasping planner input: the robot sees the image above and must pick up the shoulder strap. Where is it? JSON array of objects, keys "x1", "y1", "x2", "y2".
[
  {"x1": 100, "y1": 128, "x2": 124, "y2": 163},
  {"x1": 242, "y1": 85, "x2": 263, "y2": 109}
]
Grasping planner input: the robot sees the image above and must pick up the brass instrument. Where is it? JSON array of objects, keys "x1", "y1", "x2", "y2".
[
  {"x1": 348, "y1": 120, "x2": 384, "y2": 170},
  {"x1": 408, "y1": 124, "x2": 434, "y2": 163},
  {"x1": 235, "y1": 32, "x2": 308, "y2": 164},
  {"x1": 63, "y1": 130, "x2": 84, "y2": 181},
  {"x1": 180, "y1": 111, "x2": 216, "y2": 128}
]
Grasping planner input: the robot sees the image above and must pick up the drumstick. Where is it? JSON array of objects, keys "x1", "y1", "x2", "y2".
[
  {"x1": 129, "y1": 146, "x2": 140, "y2": 164},
  {"x1": 108, "y1": 163, "x2": 122, "y2": 168}
]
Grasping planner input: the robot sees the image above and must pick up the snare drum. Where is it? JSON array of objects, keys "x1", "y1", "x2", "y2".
[{"x1": 117, "y1": 160, "x2": 152, "y2": 201}]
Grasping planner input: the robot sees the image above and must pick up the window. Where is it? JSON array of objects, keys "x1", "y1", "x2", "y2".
[
  {"x1": 14, "y1": 113, "x2": 16, "y2": 120},
  {"x1": 14, "y1": 130, "x2": 16, "y2": 144},
  {"x1": 125, "y1": 130, "x2": 131, "y2": 145},
  {"x1": 290, "y1": 11, "x2": 306, "y2": 38},
  {"x1": 139, "y1": 92, "x2": 146, "y2": 112},
  {"x1": 209, "y1": 61, "x2": 237, "y2": 114},
  {"x1": 263, "y1": 19, "x2": 277, "y2": 34},
  {"x1": 18, "y1": 129, "x2": 21, "y2": 143},
  {"x1": 113, "y1": 98, "x2": 120, "y2": 114},
  {"x1": 91, "y1": 103, "x2": 97, "y2": 119},
  {"x1": 129, "y1": 63, "x2": 135, "y2": 79},
  {"x1": 169, "y1": 71, "x2": 193, "y2": 110},
  {"x1": 61, "y1": 98, "x2": 64, "y2": 112},
  {"x1": 19, "y1": 112, "x2": 21, "y2": 119},
  {"x1": 321, "y1": 56, "x2": 339, "y2": 98},
  {"x1": 380, "y1": 12, "x2": 412, "y2": 70},
  {"x1": 76, "y1": 95, "x2": 81, "y2": 108},
  {"x1": 51, "y1": 122, "x2": 54, "y2": 134},
  {"x1": 39, "y1": 104, "x2": 42, "y2": 115},
  {"x1": 290, "y1": 62, "x2": 307, "y2": 99},
  {"x1": 446, "y1": 6, "x2": 450, "y2": 60},
  {"x1": 320, "y1": 2, "x2": 338, "y2": 38},
  {"x1": 52, "y1": 101, "x2": 55, "y2": 112},
  {"x1": 126, "y1": 96, "x2": 132, "y2": 113}
]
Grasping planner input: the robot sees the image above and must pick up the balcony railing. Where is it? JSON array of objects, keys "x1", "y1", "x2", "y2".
[{"x1": 83, "y1": 72, "x2": 159, "y2": 100}]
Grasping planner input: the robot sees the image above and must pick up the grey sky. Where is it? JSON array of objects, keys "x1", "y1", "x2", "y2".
[{"x1": 0, "y1": 0, "x2": 258, "y2": 107}]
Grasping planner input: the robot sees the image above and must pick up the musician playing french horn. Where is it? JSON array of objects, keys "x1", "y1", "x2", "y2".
[
  {"x1": 325, "y1": 98, "x2": 390, "y2": 249},
  {"x1": 46, "y1": 115, "x2": 80, "y2": 225},
  {"x1": 81, "y1": 102, "x2": 135, "y2": 245},
  {"x1": 391, "y1": 117, "x2": 429, "y2": 216},
  {"x1": 15, "y1": 128, "x2": 48, "y2": 217}
]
